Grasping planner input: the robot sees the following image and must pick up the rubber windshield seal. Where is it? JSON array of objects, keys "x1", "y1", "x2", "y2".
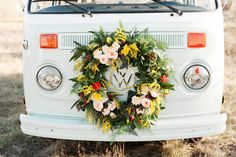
[{"x1": 27, "y1": 0, "x2": 219, "y2": 14}]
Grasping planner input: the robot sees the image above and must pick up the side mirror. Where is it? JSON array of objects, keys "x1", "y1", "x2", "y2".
[
  {"x1": 21, "y1": 0, "x2": 28, "y2": 12},
  {"x1": 222, "y1": 0, "x2": 232, "y2": 11}
]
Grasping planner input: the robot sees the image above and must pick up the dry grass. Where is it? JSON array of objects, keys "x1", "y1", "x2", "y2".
[{"x1": 0, "y1": 0, "x2": 236, "y2": 157}]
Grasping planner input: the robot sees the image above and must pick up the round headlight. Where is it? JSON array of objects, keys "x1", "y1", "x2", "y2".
[
  {"x1": 183, "y1": 65, "x2": 210, "y2": 90},
  {"x1": 36, "y1": 66, "x2": 62, "y2": 91}
]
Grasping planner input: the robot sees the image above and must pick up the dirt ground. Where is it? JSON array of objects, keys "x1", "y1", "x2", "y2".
[{"x1": 0, "y1": 0, "x2": 236, "y2": 157}]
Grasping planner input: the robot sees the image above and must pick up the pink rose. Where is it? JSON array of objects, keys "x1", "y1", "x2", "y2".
[
  {"x1": 102, "y1": 108, "x2": 111, "y2": 116},
  {"x1": 102, "y1": 45, "x2": 110, "y2": 54},
  {"x1": 150, "y1": 90, "x2": 159, "y2": 98},
  {"x1": 93, "y1": 50, "x2": 102, "y2": 59},
  {"x1": 99, "y1": 55, "x2": 109, "y2": 64},
  {"x1": 107, "y1": 49, "x2": 118, "y2": 60},
  {"x1": 141, "y1": 98, "x2": 151, "y2": 108},
  {"x1": 111, "y1": 42, "x2": 120, "y2": 51},
  {"x1": 93, "y1": 101, "x2": 103, "y2": 112},
  {"x1": 110, "y1": 112, "x2": 117, "y2": 119}
]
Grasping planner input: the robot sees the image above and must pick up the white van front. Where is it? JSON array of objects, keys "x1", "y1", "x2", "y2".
[{"x1": 20, "y1": 0, "x2": 227, "y2": 141}]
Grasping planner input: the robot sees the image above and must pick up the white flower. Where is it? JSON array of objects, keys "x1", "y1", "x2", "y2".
[
  {"x1": 101, "y1": 97, "x2": 109, "y2": 103},
  {"x1": 141, "y1": 98, "x2": 151, "y2": 108},
  {"x1": 132, "y1": 96, "x2": 142, "y2": 105},
  {"x1": 110, "y1": 112, "x2": 117, "y2": 119},
  {"x1": 141, "y1": 85, "x2": 150, "y2": 96},
  {"x1": 111, "y1": 42, "x2": 120, "y2": 51},
  {"x1": 102, "y1": 45, "x2": 110, "y2": 54},
  {"x1": 102, "y1": 108, "x2": 111, "y2": 116},
  {"x1": 154, "y1": 48, "x2": 165, "y2": 59},
  {"x1": 107, "y1": 49, "x2": 118, "y2": 60},
  {"x1": 108, "y1": 101, "x2": 117, "y2": 111},
  {"x1": 93, "y1": 49, "x2": 102, "y2": 59},
  {"x1": 136, "y1": 108, "x2": 144, "y2": 114},
  {"x1": 150, "y1": 90, "x2": 159, "y2": 98},
  {"x1": 156, "y1": 96, "x2": 162, "y2": 102},
  {"x1": 99, "y1": 55, "x2": 109, "y2": 64},
  {"x1": 166, "y1": 65, "x2": 172, "y2": 72},
  {"x1": 93, "y1": 101, "x2": 103, "y2": 112}
]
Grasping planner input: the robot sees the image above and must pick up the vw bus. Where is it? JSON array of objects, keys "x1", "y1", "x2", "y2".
[{"x1": 20, "y1": 0, "x2": 228, "y2": 141}]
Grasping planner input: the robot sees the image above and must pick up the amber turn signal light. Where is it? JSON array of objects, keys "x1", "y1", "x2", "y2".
[
  {"x1": 40, "y1": 34, "x2": 58, "y2": 49},
  {"x1": 188, "y1": 33, "x2": 206, "y2": 48}
]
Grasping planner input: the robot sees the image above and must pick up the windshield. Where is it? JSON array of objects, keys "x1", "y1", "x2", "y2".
[{"x1": 29, "y1": 0, "x2": 217, "y2": 14}]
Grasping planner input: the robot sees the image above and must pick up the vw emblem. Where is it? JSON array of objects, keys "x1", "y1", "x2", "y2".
[{"x1": 110, "y1": 67, "x2": 136, "y2": 90}]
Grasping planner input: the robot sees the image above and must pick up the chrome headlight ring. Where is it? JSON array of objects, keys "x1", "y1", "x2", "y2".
[
  {"x1": 36, "y1": 65, "x2": 63, "y2": 91},
  {"x1": 183, "y1": 64, "x2": 210, "y2": 91}
]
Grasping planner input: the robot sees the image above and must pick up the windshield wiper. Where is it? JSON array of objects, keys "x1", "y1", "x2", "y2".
[
  {"x1": 62, "y1": 0, "x2": 93, "y2": 17},
  {"x1": 152, "y1": 0, "x2": 183, "y2": 16}
]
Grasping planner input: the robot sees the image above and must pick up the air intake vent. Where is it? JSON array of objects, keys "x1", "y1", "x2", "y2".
[
  {"x1": 58, "y1": 32, "x2": 187, "y2": 50},
  {"x1": 151, "y1": 32, "x2": 187, "y2": 49},
  {"x1": 58, "y1": 33, "x2": 93, "y2": 50}
]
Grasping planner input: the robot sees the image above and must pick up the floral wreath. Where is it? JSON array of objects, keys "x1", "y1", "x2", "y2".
[{"x1": 70, "y1": 23, "x2": 174, "y2": 137}]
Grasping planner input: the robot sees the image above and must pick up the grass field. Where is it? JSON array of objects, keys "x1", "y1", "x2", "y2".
[{"x1": 0, "y1": 0, "x2": 236, "y2": 156}]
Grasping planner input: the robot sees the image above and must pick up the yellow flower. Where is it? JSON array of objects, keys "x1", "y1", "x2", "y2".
[
  {"x1": 74, "y1": 60, "x2": 83, "y2": 71},
  {"x1": 77, "y1": 75, "x2": 87, "y2": 82},
  {"x1": 130, "y1": 50, "x2": 138, "y2": 59},
  {"x1": 91, "y1": 63, "x2": 100, "y2": 74},
  {"x1": 86, "y1": 110, "x2": 94, "y2": 123},
  {"x1": 164, "y1": 89, "x2": 169, "y2": 95},
  {"x1": 140, "y1": 84, "x2": 150, "y2": 95},
  {"x1": 155, "y1": 104, "x2": 161, "y2": 116},
  {"x1": 149, "y1": 82, "x2": 161, "y2": 90},
  {"x1": 91, "y1": 92, "x2": 103, "y2": 102},
  {"x1": 115, "y1": 29, "x2": 127, "y2": 43},
  {"x1": 130, "y1": 43, "x2": 139, "y2": 51},
  {"x1": 112, "y1": 60, "x2": 118, "y2": 69},
  {"x1": 106, "y1": 37, "x2": 112, "y2": 44},
  {"x1": 96, "y1": 118, "x2": 101, "y2": 127},
  {"x1": 127, "y1": 106, "x2": 133, "y2": 115},
  {"x1": 151, "y1": 69, "x2": 158, "y2": 76},
  {"x1": 82, "y1": 86, "x2": 94, "y2": 96},
  {"x1": 102, "y1": 119, "x2": 111, "y2": 133},
  {"x1": 141, "y1": 120, "x2": 149, "y2": 128},
  {"x1": 121, "y1": 44, "x2": 130, "y2": 56},
  {"x1": 114, "y1": 100, "x2": 121, "y2": 109},
  {"x1": 106, "y1": 81, "x2": 111, "y2": 88},
  {"x1": 155, "y1": 97, "x2": 161, "y2": 104},
  {"x1": 88, "y1": 43, "x2": 98, "y2": 50},
  {"x1": 129, "y1": 43, "x2": 139, "y2": 59},
  {"x1": 100, "y1": 79, "x2": 110, "y2": 88},
  {"x1": 150, "y1": 101, "x2": 156, "y2": 115},
  {"x1": 84, "y1": 62, "x2": 100, "y2": 74}
]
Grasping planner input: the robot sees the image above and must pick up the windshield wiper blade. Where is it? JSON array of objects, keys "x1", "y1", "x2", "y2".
[
  {"x1": 62, "y1": 0, "x2": 93, "y2": 17},
  {"x1": 152, "y1": 0, "x2": 183, "y2": 16}
]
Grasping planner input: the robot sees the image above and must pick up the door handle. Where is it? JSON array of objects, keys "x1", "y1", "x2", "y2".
[{"x1": 23, "y1": 40, "x2": 28, "y2": 50}]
